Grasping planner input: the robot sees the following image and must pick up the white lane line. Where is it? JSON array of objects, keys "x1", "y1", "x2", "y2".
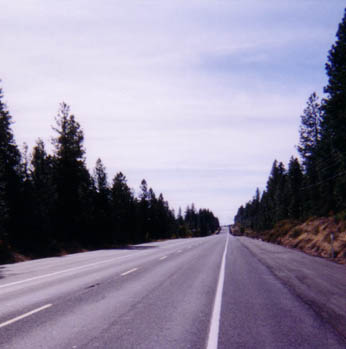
[
  {"x1": 0, "y1": 304, "x2": 52, "y2": 329},
  {"x1": 0, "y1": 253, "x2": 140, "y2": 290},
  {"x1": 162, "y1": 240, "x2": 193, "y2": 249},
  {"x1": 0, "y1": 238, "x2": 201, "y2": 291},
  {"x1": 121, "y1": 268, "x2": 138, "y2": 276},
  {"x1": 207, "y1": 234, "x2": 229, "y2": 349},
  {"x1": 159, "y1": 256, "x2": 167, "y2": 260}
]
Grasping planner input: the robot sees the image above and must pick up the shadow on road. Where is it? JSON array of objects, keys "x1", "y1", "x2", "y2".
[{"x1": 0, "y1": 266, "x2": 4, "y2": 280}]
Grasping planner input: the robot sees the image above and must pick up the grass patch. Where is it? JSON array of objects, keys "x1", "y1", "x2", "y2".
[{"x1": 274, "y1": 220, "x2": 299, "y2": 235}]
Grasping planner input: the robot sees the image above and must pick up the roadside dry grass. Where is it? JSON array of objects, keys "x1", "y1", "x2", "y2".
[
  {"x1": 280, "y1": 217, "x2": 346, "y2": 263},
  {"x1": 232, "y1": 216, "x2": 346, "y2": 264}
]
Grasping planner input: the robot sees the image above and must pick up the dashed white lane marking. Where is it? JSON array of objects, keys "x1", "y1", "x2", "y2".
[
  {"x1": 207, "y1": 234, "x2": 229, "y2": 349},
  {"x1": 0, "y1": 253, "x2": 139, "y2": 290},
  {"x1": 159, "y1": 256, "x2": 167, "y2": 260},
  {"x1": 0, "y1": 239, "x2": 198, "y2": 291},
  {"x1": 0, "y1": 304, "x2": 52, "y2": 329},
  {"x1": 121, "y1": 268, "x2": 138, "y2": 276}
]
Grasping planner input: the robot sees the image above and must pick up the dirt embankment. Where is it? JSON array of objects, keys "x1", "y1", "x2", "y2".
[{"x1": 232, "y1": 216, "x2": 346, "y2": 264}]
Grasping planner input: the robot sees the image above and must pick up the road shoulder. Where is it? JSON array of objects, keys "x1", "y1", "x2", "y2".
[{"x1": 237, "y1": 236, "x2": 346, "y2": 342}]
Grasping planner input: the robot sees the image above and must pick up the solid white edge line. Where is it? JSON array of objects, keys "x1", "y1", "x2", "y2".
[
  {"x1": 159, "y1": 256, "x2": 167, "y2": 260},
  {"x1": 0, "y1": 304, "x2": 52, "y2": 329},
  {"x1": 121, "y1": 268, "x2": 138, "y2": 276},
  {"x1": 207, "y1": 234, "x2": 229, "y2": 349}
]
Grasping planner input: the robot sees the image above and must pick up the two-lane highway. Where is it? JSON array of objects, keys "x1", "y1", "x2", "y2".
[{"x1": 0, "y1": 229, "x2": 345, "y2": 348}]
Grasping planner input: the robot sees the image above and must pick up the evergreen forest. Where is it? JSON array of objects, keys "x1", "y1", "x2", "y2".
[
  {"x1": 235, "y1": 9, "x2": 346, "y2": 232},
  {"x1": 0, "y1": 98, "x2": 219, "y2": 263}
]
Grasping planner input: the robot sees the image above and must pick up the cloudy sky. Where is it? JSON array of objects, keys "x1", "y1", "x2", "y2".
[{"x1": 1, "y1": 1, "x2": 345, "y2": 224}]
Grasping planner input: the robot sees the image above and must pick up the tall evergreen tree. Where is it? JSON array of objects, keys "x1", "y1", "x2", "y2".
[
  {"x1": 323, "y1": 8, "x2": 346, "y2": 149},
  {"x1": 0, "y1": 85, "x2": 23, "y2": 247},
  {"x1": 266, "y1": 161, "x2": 288, "y2": 224},
  {"x1": 320, "y1": 9, "x2": 346, "y2": 212},
  {"x1": 177, "y1": 207, "x2": 184, "y2": 225},
  {"x1": 297, "y1": 93, "x2": 324, "y2": 215},
  {"x1": 287, "y1": 157, "x2": 303, "y2": 219},
  {"x1": 94, "y1": 158, "x2": 108, "y2": 194},
  {"x1": 18, "y1": 143, "x2": 37, "y2": 249},
  {"x1": 298, "y1": 92, "x2": 322, "y2": 167},
  {"x1": 138, "y1": 179, "x2": 151, "y2": 241},
  {"x1": 250, "y1": 188, "x2": 261, "y2": 229},
  {"x1": 52, "y1": 102, "x2": 92, "y2": 243},
  {"x1": 111, "y1": 172, "x2": 135, "y2": 244},
  {"x1": 92, "y1": 158, "x2": 112, "y2": 244},
  {"x1": 30, "y1": 139, "x2": 56, "y2": 249},
  {"x1": 0, "y1": 157, "x2": 8, "y2": 243}
]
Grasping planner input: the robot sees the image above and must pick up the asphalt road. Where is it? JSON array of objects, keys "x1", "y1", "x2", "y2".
[{"x1": 0, "y1": 229, "x2": 345, "y2": 348}]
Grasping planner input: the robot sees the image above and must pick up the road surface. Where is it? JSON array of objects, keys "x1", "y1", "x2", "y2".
[{"x1": 0, "y1": 228, "x2": 345, "y2": 348}]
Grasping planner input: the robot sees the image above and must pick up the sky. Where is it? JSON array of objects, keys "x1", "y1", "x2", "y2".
[{"x1": 1, "y1": 1, "x2": 345, "y2": 225}]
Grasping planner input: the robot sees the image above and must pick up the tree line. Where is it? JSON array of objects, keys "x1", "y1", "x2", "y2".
[
  {"x1": 0, "y1": 96, "x2": 219, "y2": 261},
  {"x1": 235, "y1": 9, "x2": 346, "y2": 231}
]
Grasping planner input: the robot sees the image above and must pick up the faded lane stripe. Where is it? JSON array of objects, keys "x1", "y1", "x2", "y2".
[
  {"x1": 0, "y1": 304, "x2": 52, "y2": 329},
  {"x1": 121, "y1": 268, "x2": 138, "y2": 276}
]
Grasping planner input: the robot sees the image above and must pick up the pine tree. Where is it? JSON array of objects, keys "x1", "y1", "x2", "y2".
[
  {"x1": 320, "y1": 9, "x2": 346, "y2": 212},
  {"x1": 147, "y1": 188, "x2": 157, "y2": 239},
  {"x1": 297, "y1": 94, "x2": 324, "y2": 215},
  {"x1": 287, "y1": 157, "x2": 303, "y2": 219},
  {"x1": 52, "y1": 102, "x2": 92, "y2": 242},
  {"x1": 94, "y1": 158, "x2": 108, "y2": 194},
  {"x1": 18, "y1": 143, "x2": 37, "y2": 250},
  {"x1": 111, "y1": 172, "x2": 134, "y2": 244},
  {"x1": 323, "y1": 9, "x2": 346, "y2": 145},
  {"x1": 184, "y1": 205, "x2": 194, "y2": 232},
  {"x1": 138, "y1": 179, "x2": 151, "y2": 241},
  {"x1": 298, "y1": 92, "x2": 322, "y2": 167},
  {"x1": 265, "y1": 160, "x2": 288, "y2": 225},
  {"x1": 92, "y1": 158, "x2": 111, "y2": 244},
  {"x1": 30, "y1": 139, "x2": 56, "y2": 248},
  {"x1": 139, "y1": 179, "x2": 149, "y2": 201},
  {"x1": 0, "y1": 158, "x2": 8, "y2": 241},
  {"x1": 0, "y1": 85, "x2": 23, "y2": 246},
  {"x1": 259, "y1": 190, "x2": 271, "y2": 229},
  {"x1": 251, "y1": 188, "x2": 261, "y2": 229},
  {"x1": 177, "y1": 207, "x2": 184, "y2": 225}
]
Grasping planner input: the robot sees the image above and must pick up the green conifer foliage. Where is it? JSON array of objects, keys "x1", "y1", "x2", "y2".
[
  {"x1": 321, "y1": 9, "x2": 346, "y2": 212},
  {"x1": 52, "y1": 103, "x2": 91, "y2": 242},
  {"x1": 0, "y1": 86, "x2": 22, "y2": 243}
]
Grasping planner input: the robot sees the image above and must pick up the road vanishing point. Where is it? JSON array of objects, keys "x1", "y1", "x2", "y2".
[{"x1": 0, "y1": 228, "x2": 345, "y2": 348}]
